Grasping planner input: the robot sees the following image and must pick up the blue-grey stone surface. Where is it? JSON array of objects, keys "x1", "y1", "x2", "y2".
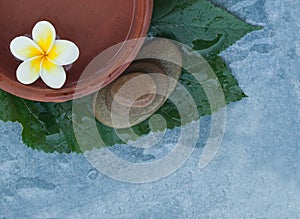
[{"x1": 1, "y1": 0, "x2": 300, "y2": 218}]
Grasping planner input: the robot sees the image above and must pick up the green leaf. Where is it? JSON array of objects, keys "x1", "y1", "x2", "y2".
[
  {"x1": 150, "y1": 0, "x2": 261, "y2": 57},
  {"x1": 0, "y1": 0, "x2": 258, "y2": 153},
  {"x1": 152, "y1": 0, "x2": 179, "y2": 20},
  {"x1": 0, "y1": 92, "x2": 81, "y2": 153}
]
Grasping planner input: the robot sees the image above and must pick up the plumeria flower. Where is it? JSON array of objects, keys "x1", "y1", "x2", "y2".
[{"x1": 10, "y1": 21, "x2": 80, "y2": 89}]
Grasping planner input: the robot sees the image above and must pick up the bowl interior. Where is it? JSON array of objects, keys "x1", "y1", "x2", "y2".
[{"x1": 0, "y1": 0, "x2": 152, "y2": 102}]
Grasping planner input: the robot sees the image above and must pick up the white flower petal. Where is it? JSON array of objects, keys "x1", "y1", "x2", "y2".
[
  {"x1": 10, "y1": 36, "x2": 43, "y2": 61},
  {"x1": 32, "y1": 21, "x2": 56, "y2": 54},
  {"x1": 47, "y1": 40, "x2": 80, "y2": 66},
  {"x1": 16, "y1": 56, "x2": 43, "y2": 85},
  {"x1": 40, "y1": 58, "x2": 66, "y2": 89}
]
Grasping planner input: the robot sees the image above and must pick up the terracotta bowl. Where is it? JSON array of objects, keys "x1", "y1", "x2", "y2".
[{"x1": 0, "y1": 0, "x2": 153, "y2": 102}]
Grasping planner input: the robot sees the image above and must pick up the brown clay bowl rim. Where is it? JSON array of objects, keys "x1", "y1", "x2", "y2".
[{"x1": 0, "y1": 0, "x2": 153, "y2": 102}]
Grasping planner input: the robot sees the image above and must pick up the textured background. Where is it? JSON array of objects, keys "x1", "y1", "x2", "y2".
[{"x1": 1, "y1": 0, "x2": 300, "y2": 218}]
